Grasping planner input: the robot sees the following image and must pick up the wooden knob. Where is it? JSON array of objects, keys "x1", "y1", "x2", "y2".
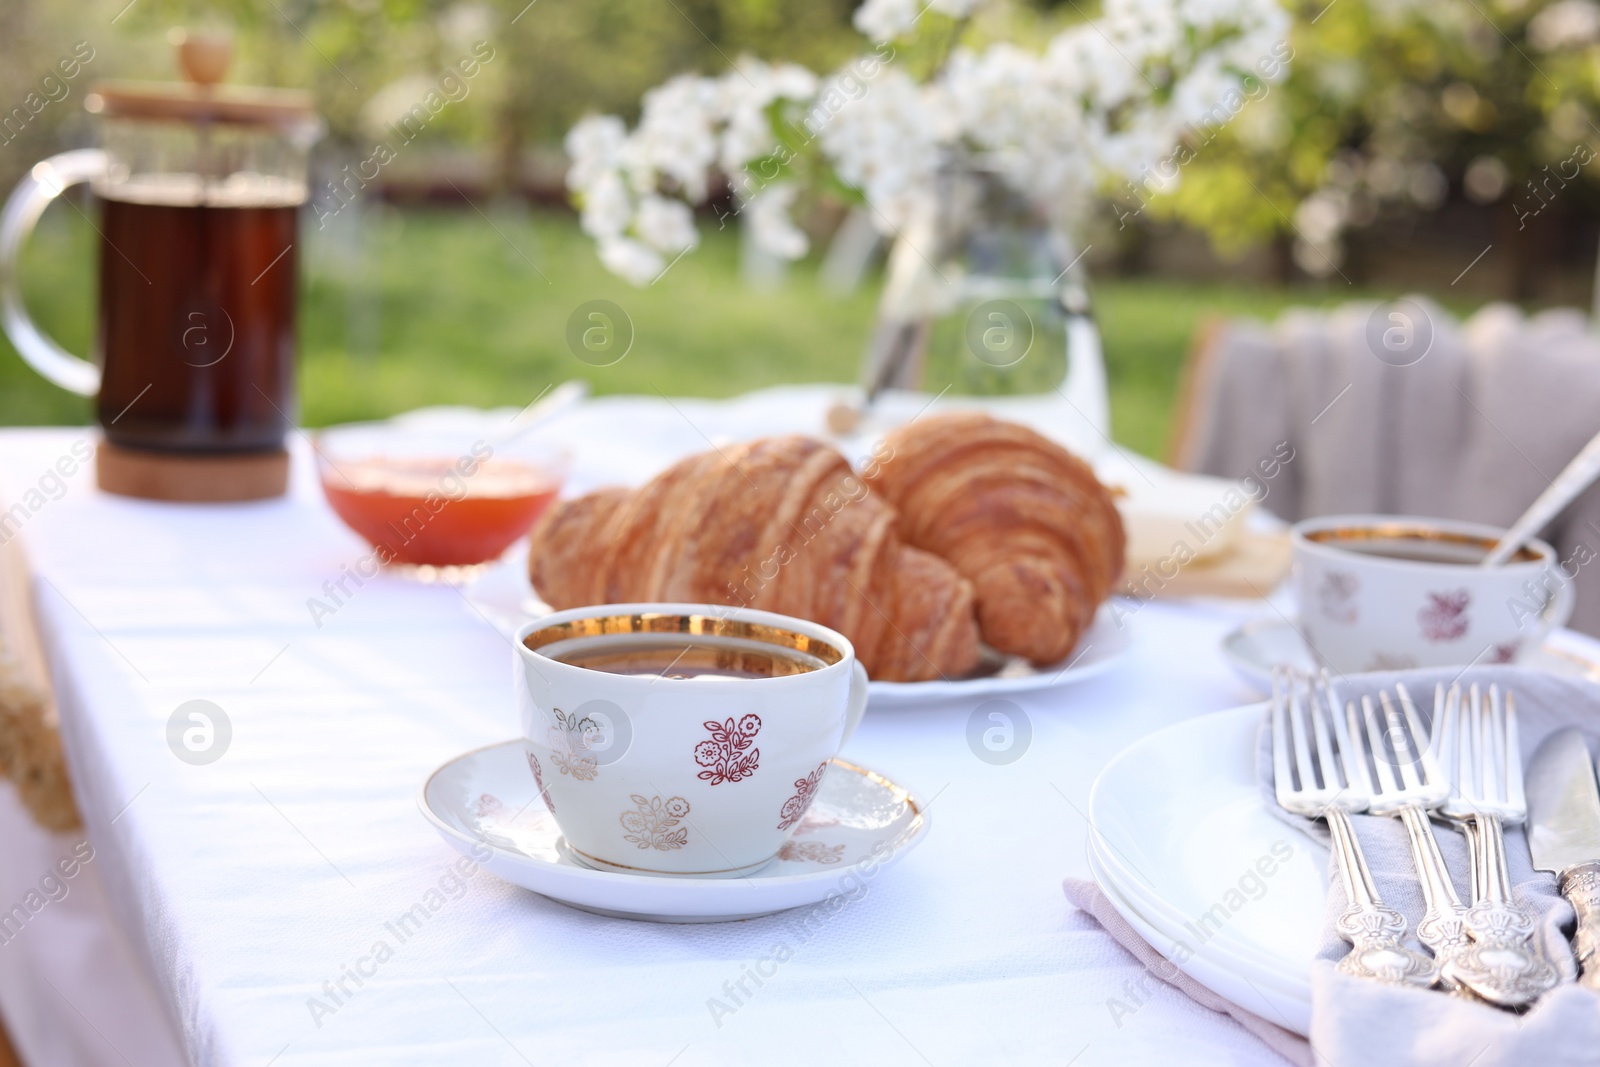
[
  {"x1": 170, "y1": 28, "x2": 233, "y2": 87},
  {"x1": 825, "y1": 401, "x2": 863, "y2": 436}
]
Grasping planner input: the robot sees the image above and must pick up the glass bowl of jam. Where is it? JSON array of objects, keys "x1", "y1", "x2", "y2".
[{"x1": 314, "y1": 418, "x2": 566, "y2": 578}]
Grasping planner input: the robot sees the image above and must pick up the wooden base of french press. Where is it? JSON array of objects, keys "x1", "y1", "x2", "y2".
[{"x1": 96, "y1": 441, "x2": 289, "y2": 502}]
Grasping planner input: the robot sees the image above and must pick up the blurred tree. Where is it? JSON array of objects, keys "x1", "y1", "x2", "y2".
[{"x1": 1141, "y1": 0, "x2": 1600, "y2": 295}]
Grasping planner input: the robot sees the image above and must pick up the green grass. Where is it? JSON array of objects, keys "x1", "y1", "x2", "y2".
[{"x1": 0, "y1": 203, "x2": 1476, "y2": 458}]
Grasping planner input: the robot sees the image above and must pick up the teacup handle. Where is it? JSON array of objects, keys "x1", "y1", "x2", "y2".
[
  {"x1": 1531, "y1": 567, "x2": 1577, "y2": 643},
  {"x1": 839, "y1": 661, "x2": 869, "y2": 748},
  {"x1": 0, "y1": 149, "x2": 107, "y2": 396}
]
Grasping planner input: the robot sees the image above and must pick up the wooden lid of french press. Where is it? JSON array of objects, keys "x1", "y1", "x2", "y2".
[{"x1": 85, "y1": 30, "x2": 317, "y2": 131}]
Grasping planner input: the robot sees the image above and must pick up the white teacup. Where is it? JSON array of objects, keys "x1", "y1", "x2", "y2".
[
  {"x1": 1291, "y1": 515, "x2": 1574, "y2": 674},
  {"x1": 514, "y1": 603, "x2": 869, "y2": 877}
]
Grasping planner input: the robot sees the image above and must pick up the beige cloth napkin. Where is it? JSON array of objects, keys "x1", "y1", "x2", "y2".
[
  {"x1": 1176, "y1": 300, "x2": 1600, "y2": 636},
  {"x1": 1067, "y1": 667, "x2": 1600, "y2": 1066}
]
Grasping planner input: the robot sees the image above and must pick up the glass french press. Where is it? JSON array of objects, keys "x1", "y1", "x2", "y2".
[{"x1": 0, "y1": 32, "x2": 320, "y2": 500}]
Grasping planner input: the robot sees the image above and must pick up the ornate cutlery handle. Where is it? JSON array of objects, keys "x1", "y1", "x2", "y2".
[
  {"x1": 1443, "y1": 813, "x2": 1559, "y2": 1008},
  {"x1": 1397, "y1": 806, "x2": 1470, "y2": 981},
  {"x1": 1560, "y1": 860, "x2": 1600, "y2": 992},
  {"x1": 1327, "y1": 809, "x2": 1437, "y2": 986}
]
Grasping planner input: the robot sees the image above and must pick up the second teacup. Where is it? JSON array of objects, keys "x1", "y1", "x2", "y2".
[{"x1": 1291, "y1": 515, "x2": 1573, "y2": 674}]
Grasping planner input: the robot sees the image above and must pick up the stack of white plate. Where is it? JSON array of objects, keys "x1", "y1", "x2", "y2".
[{"x1": 1085, "y1": 703, "x2": 1327, "y2": 1035}]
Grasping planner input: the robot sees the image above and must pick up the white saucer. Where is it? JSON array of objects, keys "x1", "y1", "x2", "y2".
[
  {"x1": 418, "y1": 740, "x2": 931, "y2": 922},
  {"x1": 1221, "y1": 616, "x2": 1600, "y2": 693}
]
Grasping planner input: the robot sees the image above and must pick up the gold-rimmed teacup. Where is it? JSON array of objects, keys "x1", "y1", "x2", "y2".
[
  {"x1": 513, "y1": 603, "x2": 869, "y2": 878},
  {"x1": 1290, "y1": 515, "x2": 1573, "y2": 674}
]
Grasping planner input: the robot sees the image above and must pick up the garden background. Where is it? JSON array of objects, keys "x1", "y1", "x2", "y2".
[{"x1": 5, "y1": 0, "x2": 1600, "y2": 459}]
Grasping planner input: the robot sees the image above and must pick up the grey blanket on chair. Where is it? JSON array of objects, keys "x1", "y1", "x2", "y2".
[{"x1": 1178, "y1": 298, "x2": 1600, "y2": 634}]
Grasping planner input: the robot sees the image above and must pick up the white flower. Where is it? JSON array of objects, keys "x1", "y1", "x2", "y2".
[
  {"x1": 853, "y1": 0, "x2": 924, "y2": 42},
  {"x1": 577, "y1": 170, "x2": 631, "y2": 240},
  {"x1": 598, "y1": 236, "x2": 664, "y2": 286},
  {"x1": 577, "y1": 170, "x2": 631, "y2": 239},
  {"x1": 819, "y1": 68, "x2": 941, "y2": 233},
  {"x1": 767, "y1": 62, "x2": 821, "y2": 101},
  {"x1": 853, "y1": 0, "x2": 984, "y2": 41},
  {"x1": 567, "y1": 0, "x2": 1298, "y2": 281},
  {"x1": 564, "y1": 115, "x2": 627, "y2": 192},
  {"x1": 635, "y1": 195, "x2": 699, "y2": 254},
  {"x1": 632, "y1": 75, "x2": 721, "y2": 200},
  {"x1": 715, "y1": 58, "x2": 819, "y2": 178}
]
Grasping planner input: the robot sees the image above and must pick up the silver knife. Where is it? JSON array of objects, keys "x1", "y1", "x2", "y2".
[{"x1": 1527, "y1": 727, "x2": 1600, "y2": 991}]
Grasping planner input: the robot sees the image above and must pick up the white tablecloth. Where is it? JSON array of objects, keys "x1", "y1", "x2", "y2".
[{"x1": 0, "y1": 391, "x2": 1335, "y2": 1067}]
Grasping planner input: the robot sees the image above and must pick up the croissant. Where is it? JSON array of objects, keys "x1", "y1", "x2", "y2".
[
  {"x1": 864, "y1": 412, "x2": 1125, "y2": 666},
  {"x1": 527, "y1": 435, "x2": 980, "y2": 682}
]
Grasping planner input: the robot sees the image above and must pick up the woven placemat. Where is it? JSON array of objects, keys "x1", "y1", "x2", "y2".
[
  {"x1": 0, "y1": 643, "x2": 78, "y2": 831},
  {"x1": 0, "y1": 531, "x2": 80, "y2": 833}
]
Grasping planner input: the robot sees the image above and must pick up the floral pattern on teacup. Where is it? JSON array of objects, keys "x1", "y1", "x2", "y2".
[
  {"x1": 1489, "y1": 641, "x2": 1519, "y2": 664},
  {"x1": 1418, "y1": 590, "x2": 1471, "y2": 642},
  {"x1": 1316, "y1": 569, "x2": 1361, "y2": 624},
  {"x1": 548, "y1": 708, "x2": 600, "y2": 780},
  {"x1": 778, "y1": 762, "x2": 829, "y2": 831},
  {"x1": 527, "y1": 752, "x2": 555, "y2": 813},
  {"x1": 694, "y1": 714, "x2": 761, "y2": 785},
  {"x1": 777, "y1": 840, "x2": 844, "y2": 864},
  {"x1": 621, "y1": 794, "x2": 690, "y2": 850}
]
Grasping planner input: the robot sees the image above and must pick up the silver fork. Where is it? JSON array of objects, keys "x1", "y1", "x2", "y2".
[
  {"x1": 1271, "y1": 670, "x2": 1435, "y2": 987},
  {"x1": 1436, "y1": 682, "x2": 1559, "y2": 1008},
  {"x1": 1344, "y1": 681, "x2": 1472, "y2": 985}
]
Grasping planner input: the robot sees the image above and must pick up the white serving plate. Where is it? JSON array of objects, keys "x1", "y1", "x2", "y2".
[
  {"x1": 419, "y1": 740, "x2": 930, "y2": 922},
  {"x1": 864, "y1": 604, "x2": 1132, "y2": 707},
  {"x1": 1086, "y1": 703, "x2": 1327, "y2": 1034}
]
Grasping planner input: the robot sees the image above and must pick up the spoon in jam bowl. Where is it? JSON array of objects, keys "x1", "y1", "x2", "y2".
[{"x1": 494, "y1": 379, "x2": 589, "y2": 446}]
